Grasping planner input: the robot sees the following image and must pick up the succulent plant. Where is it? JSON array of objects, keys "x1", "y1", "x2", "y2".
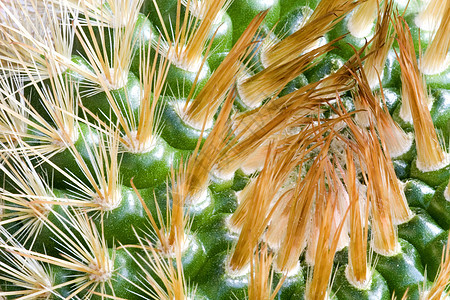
[{"x1": 0, "y1": 0, "x2": 450, "y2": 299}]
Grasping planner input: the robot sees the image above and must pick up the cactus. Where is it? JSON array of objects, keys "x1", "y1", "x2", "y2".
[{"x1": 0, "y1": 0, "x2": 450, "y2": 299}]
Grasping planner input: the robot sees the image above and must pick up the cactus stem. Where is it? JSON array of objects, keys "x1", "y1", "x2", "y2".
[
  {"x1": 2, "y1": 0, "x2": 450, "y2": 297},
  {"x1": 445, "y1": 182, "x2": 450, "y2": 202},
  {"x1": 423, "y1": 231, "x2": 450, "y2": 299}
]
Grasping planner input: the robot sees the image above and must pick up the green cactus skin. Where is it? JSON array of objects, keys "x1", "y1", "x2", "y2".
[
  {"x1": 375, "y1": 239, "x2": 427, "y2": 300},
  {"x1": 428, "y1": 183, "x2": 450, "y2": 229},
  {"x1": 332, "y1": 267, "x2": 390, "y2": 300}
]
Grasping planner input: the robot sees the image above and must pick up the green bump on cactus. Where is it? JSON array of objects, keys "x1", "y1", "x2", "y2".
[{"x1": 1, "y1": 0, "x2": 450, "y2": 299}]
